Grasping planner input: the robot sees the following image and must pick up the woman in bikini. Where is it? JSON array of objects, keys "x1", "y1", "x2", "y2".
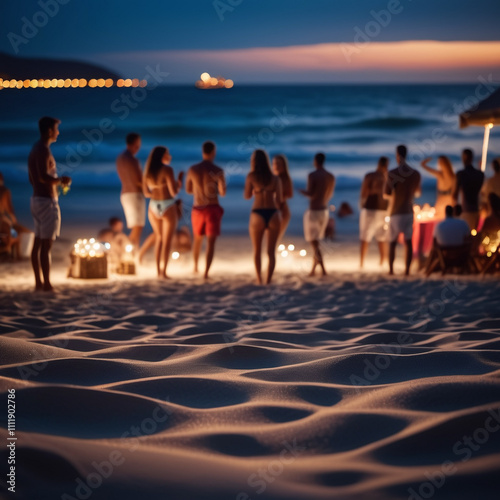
[
  {"x1": 272, "y1": 154, "x2": 293, "y2": 245},
  {"x1": 244, "y1": 149, "x2": 283, "y2": 285},
  {"x1": 143, "y1": 146, "x2": 183, "y2": 279},
  {"x1": 420, "y1": 156, "x2": 456, "y2": 219}
]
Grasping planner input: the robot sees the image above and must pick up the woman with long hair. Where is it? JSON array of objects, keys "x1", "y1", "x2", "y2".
[
  {"x1": 143, "y1": 146, "x2": 183, "y2": 279},
  {"x1": 420, "y1": 156, "x2": 456, "y2": 218},
  {"x1": 272, "y1": 154, "x2": 293, "y2": 244},
  {"x1": 244, "y1": 150, "x2": 283, "y2": 285}
]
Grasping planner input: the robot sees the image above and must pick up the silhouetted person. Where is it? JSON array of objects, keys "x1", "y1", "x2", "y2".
[
  {"x1": 185, "y1": 141, "x2": 226, "y2": 279},
  {"x1": 359, "y1": 156, "x2": 389, "y2": 268},
  {"x1": 434, "y1": 205, "x2": 470, "y2": 247},
  {"x1": 244, "y1": 149, "x2": 283, "y2": 285},
  {"x1": 480, "y1": 158, "x2": 500, "y2": 216},
  {"x1": 452, "y1": 148, "x2": 484, "y2": 230},
  {"x1": 300, "y1": 153, "x2": 335, "y2": 277},
  {"x1": 116, "y1": 133, "x2": 144, "y2": 248},
  {"x1": 0, "y1": 172, "x2": 31, "y2": 259},
  {"x1": 272, "y1": 154, "x2": 293, "y2": 244},
  {"x1": 143, "y1": 146, "x2": 183, "y2": 279},
  {"x1": 28, "y1": 117, "x2": 71, "y2": 291},
  {"x1": 385, "y1": 145, "x2": 421, "y2": 276},
  {"x1": 419, "y1": 155, "x2": 456, "y2": 219}
]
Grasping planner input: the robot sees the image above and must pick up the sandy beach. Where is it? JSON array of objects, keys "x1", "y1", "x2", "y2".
[{"x1": 1, "y1": 229, "x2": 500, "y2": 500}]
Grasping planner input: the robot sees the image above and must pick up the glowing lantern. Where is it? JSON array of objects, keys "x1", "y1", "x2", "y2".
[
  {"x1": 224, "y1": 79, "x2": 234, "y2": 89},
  {"x1": 105, "y1": 78, "x2": 113, "y2": 88}
]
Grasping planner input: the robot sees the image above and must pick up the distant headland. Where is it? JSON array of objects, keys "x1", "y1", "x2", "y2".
[{"x1": 0, "y1": 52, "x2": 120, "y2": 80}]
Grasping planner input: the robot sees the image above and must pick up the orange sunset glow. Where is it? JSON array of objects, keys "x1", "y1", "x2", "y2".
[{"x1": 106, "y1": 40, "x2": 500, "y2": 82}]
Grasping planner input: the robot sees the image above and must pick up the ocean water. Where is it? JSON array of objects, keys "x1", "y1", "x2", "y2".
[{"x1": 1, "y1": 84, "x2": 498, "y2": 235}]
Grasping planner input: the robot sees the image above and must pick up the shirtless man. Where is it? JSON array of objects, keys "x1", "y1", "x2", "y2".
[
  {"x1": 185, "y1": 141, "x2": 226, "y2": 279},
  {"x1": 28, "y1": 117, "x2": 71, "y2": 291},
  {"x1": 116, "y1": 133, "x2": 144, "y2": 248},
  {"x1": 359, "y1": 156, "x2": 389, "y2": 268},
  {"x1": 385, "y1": 144, "x2": 421, "y2": 276},
  {"x1": 300, "y1": 153, "x2": 335, "y2": 276}
]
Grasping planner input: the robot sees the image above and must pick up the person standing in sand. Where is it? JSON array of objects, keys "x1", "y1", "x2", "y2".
[
  {"x1": 28, "y1": 117, "x2": 71, "y2": 292},
  {"x1": 116, "y1": 133, "x2": 145, "y2": 249},
  {"x1": 480, "y1": 158, "x2": 500, "y2": 216},
  {"x1": 185, "y1": 141, "x2": 226, "y2": 279},
  {"x1": 272, "y1": 154, "x2": 293, "y2": 244},
  {"x1": 385, "y1": 144, "x2": 421, "y2": 276},
  {"x1": 419, "y1": 156, "x2": 456, "y2": 219},
  {"x1": 245, "y1": 149, "x2": 283, "y2": 285},
  {"x1": 452, "y1": 148, "x2": 484, "y2": 231},
  {"x1": 359, "y1": 156, "x2": 389, "y2": 268},
  {"x1": 143, "y1": 146, "x2": 183, "y2": 279},
  {"x1": 300, "y1": 153, "x2": 335, "y2": 277}
]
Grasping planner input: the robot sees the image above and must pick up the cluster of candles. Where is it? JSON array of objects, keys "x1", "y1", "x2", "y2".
[
  {"x1": 0, "y1": 78, "x2": 147, "y2": 89},
  {"x1": 73, "y1": 238, "x2": 183, "y2": 261},
  {"x1": 413, "y1": 204, "x2": 437, "y2": 221},
  {"x1": 73, "y1": 238, "x2": 108, "y2": 258},
  {"x1": 278, "y1": 244, "x2": 307, "y2": 259},
  {"x1": 195, "y1": 72, "x2": 234, "y2": 89}
]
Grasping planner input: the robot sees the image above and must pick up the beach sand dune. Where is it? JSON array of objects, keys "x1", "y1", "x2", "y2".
[{"x1": 1, "y1": 237, "x2": 500, "y2": 499}]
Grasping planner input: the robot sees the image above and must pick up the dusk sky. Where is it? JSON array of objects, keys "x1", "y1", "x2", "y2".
[{"x1": 1, "y1": 0, "x2": 500, "y2": 83}]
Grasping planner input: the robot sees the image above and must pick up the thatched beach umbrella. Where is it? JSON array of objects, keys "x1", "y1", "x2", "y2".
[{"x1": 460, "y1": 87, "x2": 500, "y2": 171}]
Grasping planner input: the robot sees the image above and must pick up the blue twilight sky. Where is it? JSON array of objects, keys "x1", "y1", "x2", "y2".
[{"x1": 1, "y1": 0, "x2": 500, "y2": 82}]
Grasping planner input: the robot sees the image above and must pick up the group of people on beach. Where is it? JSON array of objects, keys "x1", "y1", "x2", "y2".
[
  {"x1": 14, "y1": 116, "x2": 500, "y2": 291},
  {"x1": 359, "y1": 145, "x2": 500, "y2": 274},
  {"x1": 116, "y1": 132, "x2": 335, "y2": 284}
]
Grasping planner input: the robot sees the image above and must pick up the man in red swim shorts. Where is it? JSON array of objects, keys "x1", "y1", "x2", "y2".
[{"x1": 186, "y1": 141, "x2": 226, "y2": 279}]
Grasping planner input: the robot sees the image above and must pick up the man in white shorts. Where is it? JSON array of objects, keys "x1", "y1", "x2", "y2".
[
  {"x1": 28, "y1": 117, "x2": 71, "y2": 292},
  {"x1": 116, "y1": 133, "x2": 145, "y2": 248},
  {"x1": 359, "y1": 156, "x2": 389, "y2": 268},
  {"x1": 300, "y1": 153, "x2": 335, "y2": 277},
  {"x1": 385, "y1": 145, "x2": 421, "y2": 276}
]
